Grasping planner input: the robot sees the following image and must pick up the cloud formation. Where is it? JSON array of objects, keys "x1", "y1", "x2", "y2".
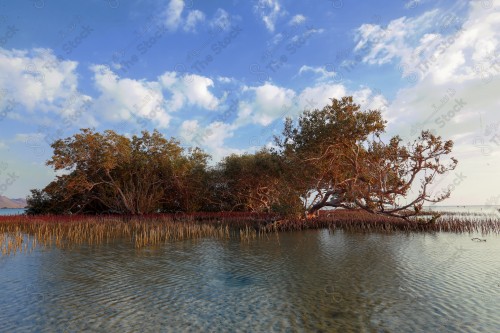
[{"x1": 254, "y1": 0, "x2": 284, "y2": 32}]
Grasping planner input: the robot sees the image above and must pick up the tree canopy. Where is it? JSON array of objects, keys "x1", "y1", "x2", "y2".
[
  {"x1": 27, "y1": 96, "x2": 457, "y2": 219},
  {"x1": 28, "y1": 129, "x2": 209, "y2": 215},
  {"x1": 275, "y1": 96, "x2": 457, "y2": 219}
]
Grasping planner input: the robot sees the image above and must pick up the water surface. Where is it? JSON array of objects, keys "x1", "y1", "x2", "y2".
[
  {"x1": 0, "y1": 229, "x2": 498, "y2": 332},
  {"x1": 0, "y1": 208, "x2": 26, "y2": 216}
]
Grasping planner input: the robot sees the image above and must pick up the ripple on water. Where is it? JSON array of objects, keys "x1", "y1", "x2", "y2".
[{"x1": 0, "y1": 231, "x2": 499, "y2": 332}]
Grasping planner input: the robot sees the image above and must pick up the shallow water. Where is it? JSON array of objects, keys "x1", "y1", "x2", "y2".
[
  {"x1": 0, "y1": 208, "x2": 26, "y2": 216},
  {"x1": 425, "y1": 205, "x2": 500, "y2": 216},
  {"x1": 0, "y1": 230, "x2": 499, "y2": 332}
]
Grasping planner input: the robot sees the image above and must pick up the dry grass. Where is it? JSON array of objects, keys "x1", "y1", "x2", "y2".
[
  {"x1": 0, "y1": 214, "x2": 267, "y2": 255},
  {"x1": 319, "y1": 210, "x2": 500, "y2": 234},
  {"x1": 0, "y1": 231, "x2": 36, "y2": 256},
  {"x1": 1, "y1": 210, "x2": 499, "y2": 256}
]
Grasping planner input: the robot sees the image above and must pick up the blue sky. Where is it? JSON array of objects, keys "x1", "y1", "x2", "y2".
[{"x1": 0, "y1": 0, "x2": 499, "y2": 206}]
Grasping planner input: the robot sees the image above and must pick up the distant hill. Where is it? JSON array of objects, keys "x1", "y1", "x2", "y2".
[{"x1": 0, "y1": 196, "x2": 27, "y2": 209}]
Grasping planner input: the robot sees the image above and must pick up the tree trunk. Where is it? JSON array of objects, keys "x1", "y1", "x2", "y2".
[
  {"x1": 306, "y1": 193, "x2": 343, "y2": 219},
  {"x1": 305, "y1": 204, "x2": 320, "y2": 218}
]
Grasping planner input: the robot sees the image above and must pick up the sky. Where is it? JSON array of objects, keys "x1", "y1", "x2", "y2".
[{"x1": 0, "y1": 0, "x2": 498, "y2": 206}]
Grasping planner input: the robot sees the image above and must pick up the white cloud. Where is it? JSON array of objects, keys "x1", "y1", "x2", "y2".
[
  {"x1": 298, "y1": 65, "x2": 337, "y2": 81},
  {"x1": 0, "y1": 48, "x2": 79, "y2": 112},
  {"x1": 352, "y1": 3, "x2": 495, "y2": 87},
  {"x1": 159, "y1": 72, "x2": 219, "y2": 111},
  {"x1": 210, "y1": 8, "x2": 232, "y2": 31},
  {"x1": 404, "y1": 0, "x2": 421, "y2": 10},
  {"x1": 254, "y1": 0, "x2": 285, "y2": 32},
  {"x1": 289, "y1": 14, "x2": 306, "y2": 25},
  {"x1": 91, "y1": 65, "x2": 171, "y2": 128},
  {"x1": 234, "y1": 79, "x2": 381, "y2": 130},
  {"x1": 179, "y1": 119, "x2": 244, "y2": 161},
  {"x1": 180, "y1": 119, "x2": 199, "y2": 138},
  {"x1": 351, "y1": 87, "x2": 389, "y2": 113},
  {"x1": 237, "y1": 83, "x2": 296, "y2": 126},
  {"x1": 289, "y1": 26, "x2": 325, "y2": 44},
  {"x1": 354, "y1": 9, "x2": 440, "y2": 65},
  {"x1": 217, "y1": 76, "x2": 234, "y2": 83},
  {"x1": 184, "y1": 10, "x2": 205, "y2": 33},
  {"x1": 375, "y1": 1, "x2": 500, "y2": 204},
  {"x1": 370, "y1": 1, "x2": 500, "y2": 129},
  {"x1": 89, "y1": 67, "x2": 220, "y2": 130},
  {"x1": 0, "y1": 47, "x2": 99, "y2": 129},
  {"x1": 162, "y1": 0, "x2": 207, "y2": 33},
  {"x1": 14, "y1": 132, "x2": 46, "y2": 143},
  {"x1": 297, "y1": 83, "x2": 346, "y2": 111},
  {"x1": 307, "y1": 27, "x2": 325, "y2": 35},
  {"x1": 183, "y1": 74, "x2": 219, "y2": 109},
  {"x1": 203, "y1": 121, "x2": 235, "y2": 150},
  {"x1": 163, "y1": 0, "x2": 185, "y2": 30}
]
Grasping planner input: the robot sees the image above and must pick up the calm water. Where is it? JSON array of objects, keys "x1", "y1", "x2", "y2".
[
  {"x1": 425, "y1": 205, "x2": 500, "y2": 215},
  {"x1": 0, "y1": 208, "x2": 26, "y2": 216},
  {"x1": 0, "y1": 206, "x2": 498, "y2": 216},
  {"x1": 0, "y1": 230, "x2": 499, "y2": 332}
]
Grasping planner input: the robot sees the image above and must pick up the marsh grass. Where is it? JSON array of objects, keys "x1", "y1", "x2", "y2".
[
  {"x1": 0, "y1": 231, "x2": 36, "y2": 256},
  {"x1": 320, "y1": 210, "x2": 500, "y2": 234},
  {"x1": 1, "y1": 210, "x2": 499, "y2": 256},
  {"x1": 0, "y1": 214, "x2": 267, "y2": 255}
]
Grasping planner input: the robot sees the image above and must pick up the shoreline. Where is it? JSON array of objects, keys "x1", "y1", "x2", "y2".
[{"x1": 1, "y1": 210, "x2": 499, "y2": 256}]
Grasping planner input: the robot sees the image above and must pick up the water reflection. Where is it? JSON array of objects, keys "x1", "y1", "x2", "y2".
[{"x1": 0, "y1": 230, "x2": 498, "y2": 332}]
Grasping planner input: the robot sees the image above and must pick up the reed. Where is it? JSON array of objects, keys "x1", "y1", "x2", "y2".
[
  {"x1": 0, "y1": 214, "x2": 257, "y2": 255},
  {"x1": 1, "y1": 210, "x2": 499, "y2": 256},
  {"x1": 318, "y1": 210, "x2": 500, "y2": 234}
]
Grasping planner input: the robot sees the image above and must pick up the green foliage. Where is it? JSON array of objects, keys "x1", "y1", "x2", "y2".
[
  {"x1": 208, "y1": 149, "x2": 302, "y2": 214},
  {"x1": 26, "y1": 189, "x2": 65, "y2": 215}
]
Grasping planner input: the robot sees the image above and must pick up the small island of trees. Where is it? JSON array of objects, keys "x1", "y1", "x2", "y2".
[{"x1": 26, "y1": 96, "x2": 457, "y2": 220}]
